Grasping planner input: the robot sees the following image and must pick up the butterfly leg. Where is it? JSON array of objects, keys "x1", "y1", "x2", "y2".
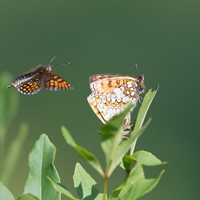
[
  {"x1": 122, "y1": 135, "x2": 129, "y2": 139},
  {"x1": 125, "y1": 122, "x2": 135, "y2": 130}
]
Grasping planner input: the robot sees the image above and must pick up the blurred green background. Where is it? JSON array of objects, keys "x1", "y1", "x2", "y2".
[{"x1": 0, "y1": 0, "x2": 199, "y2": 199}]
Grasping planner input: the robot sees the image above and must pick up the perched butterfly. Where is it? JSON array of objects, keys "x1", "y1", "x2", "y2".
[
  {"x1": 7, "y1": 57, "x2": 73, "y2": 95},
  {"x1": 87, "y1": 72, "x2": 146, "y2": 136}
]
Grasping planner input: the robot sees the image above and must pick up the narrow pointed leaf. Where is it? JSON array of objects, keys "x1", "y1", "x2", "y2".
[
  {"x1": 62, "y1": 126, "x2": 104, "y2": 177},
  {"x1": 73, "y1": 163, "x2": 103, "y2": 200},
  {"x1": 122, "y1": 170, "x2": 165, "y2": 200},
  {"x1": 0, "y1": 123, "x2": 28, "y2": 184},
  {"x1": 100, "y1": 103, "x2": 133, "y2": 167},
  {"x1": 24, "y1": 134, "x2": 60, "y2": 200},
  {"x1": 0, "y1": 181, "x2": 14, "y2": 200},
  {"x1": 16, "y1": 193, "x2": 40, "y2": 200},
  {"x1": 100, "y1": 103, "x2": 133, "y2": 137},
  {"x1": 108, "y1": 118, "x2": 151, "y2": 176},
  {"x1": 48, "y1": 177, "x2": 79, "y2": 200},
  {"x1": 132, "y1": 151, "x2": 167, "y2": 166},
  {"x1": 130, "y1": 89, "x2": 157, "y2": 155},
  {"x1": 134, "y1": 89, "x2": 157, "y2": 131}
]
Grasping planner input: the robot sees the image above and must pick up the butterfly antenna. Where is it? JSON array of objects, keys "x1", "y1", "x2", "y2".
[
  {"x1": 48, "y1": 56, "x2": 70, "y2": 68},
  {"x1": 48, "y1": 56, "x2": 56, "y2": 66},
  {"x1": 135, "y1": 64, "x2": 139, "y2": 76},
  {"x1": 52, "y1": 62, "x2": 70, "y2": 67},
  {"x1": 57, "y1": 62, "x2": 70, "y2": 66}
]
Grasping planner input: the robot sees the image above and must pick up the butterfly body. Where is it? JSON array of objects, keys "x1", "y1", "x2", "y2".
[
  {"x1": 7, "y1": 61, "x2": 73, "y2": 95},
  {"x1": 87, "y1": 73, "x2": 146, "y2": 136}
]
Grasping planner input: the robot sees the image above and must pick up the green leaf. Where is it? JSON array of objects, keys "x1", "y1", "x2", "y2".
[
  {"x1": 100, "y1": 103, "x2": 133, "y2": 137},
  {"x1": 132, "y1": 151, "x2": 167, "y2": 166},
  {"x1": 93, "y1": 193, "x2": 105, "y2": 200},
  {"x1": 120, "y1": 150, "x2": 167, "y2": 171},
  {"x1": 109, "y1": 162, "x2": 144, "y2": 199},
  {"x1": 48, "y1": 177, "x2": 79, "y2": 200},
  {"x1": 0, "y1": 181, "x2": 14, "y2": 200},
  {"x1": 130, "y1": 89, "x2": 157, "y2": 154},
  {"x1": 0, "y1": 123, "x2": 28, "y2": 185},
  {"x1": 24, "y1": 134, "x2": 60, "y2": 200},
  {"x1": 119, "y1": 162, "x2": 145, "y2": 199},
  {"x1": 16, "y1": 193, "x2": 40, "y2": 200},
  {"x1": 61, "y1": 126, "x2": 104, "y2": 177},
  {"x1": 100, "y1": 103, "x2": 133, "y2": 170},
  {"x1": 120, "y1": 155, "x2": 135, "y2": 172},
  {"x1": 134, "y1": 89, "x2": 157, "y2": 131},
  {"x1": 73, "y1": 163, "x2": 103, "y2": 200},
  {"x1": 108, "y1": 182, "x2": 126, "y2": 200},
  {"x1": 108, "y1": 118, "x2": 151, "y2": 176},
  {"x1": 122, "y1": 170, "x2": 165, "y2": 200}
]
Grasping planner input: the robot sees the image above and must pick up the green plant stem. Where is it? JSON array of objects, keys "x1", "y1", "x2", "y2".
[
  {"x1": 130, "y1": 137, "x2": 138, "y2": 155},
  {"x1": 124, "y1": 170, "x2": 129, "y2": 181},
  {"x1": 103, "y1": 175, "x2": 108, "y2": 200}
]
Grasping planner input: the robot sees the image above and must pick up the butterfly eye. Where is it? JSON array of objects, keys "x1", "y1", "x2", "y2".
[
  {"x1": 37, "y1": 67, "x2": 44, "y2": 73},
  {"x1": 139, "y1": 75, "x2": 144, "y2": 81}
]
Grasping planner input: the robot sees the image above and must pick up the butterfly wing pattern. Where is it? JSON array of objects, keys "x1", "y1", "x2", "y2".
[
  {"x1": 43, "y1": 71, "x2": 73, "y2": 90},
  {"x1": 87, "y1": 73, "x2": 146, "y2": 136},
  {"x1": 17, "y1": 73, "x2": 43, "y2": 95},
  {"x1": 89, "y1": 74, "x2": 134, "y2": 93},
  {"x1": 7, "y1": 63, "x2": 73, "y2": 95}
]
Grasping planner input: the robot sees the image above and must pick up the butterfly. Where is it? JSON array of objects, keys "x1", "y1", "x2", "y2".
[
  {"x1": 87, "y1": 73, "x2": 146, "y2": 136},
  {"x1": 7, "y1": 57, "x2": 73, "y2": 95}
]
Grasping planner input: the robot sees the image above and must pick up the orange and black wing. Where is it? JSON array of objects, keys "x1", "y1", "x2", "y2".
[
  {"x1": 43, "y1": 71, "x2": 73, "y2": 90},
  {"x1": 17, "y1": 73, "x2": 43, "y2": 95},
  {"x1": 89, "y1": 74, "x2": 136, "y2": 93}
]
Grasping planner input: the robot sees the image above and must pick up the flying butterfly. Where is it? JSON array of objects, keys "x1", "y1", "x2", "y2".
[
  {"x1": 7, "y1": 56, "x2": 73, "y2": 95},
  {"x1": 87, "y1": 69, "x2": 146, "y2": 136}
]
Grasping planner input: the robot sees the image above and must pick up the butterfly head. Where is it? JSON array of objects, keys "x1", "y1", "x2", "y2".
[
  {"x1": 137, "y1": 74, "x2": 146, "y2": 94},
  {"x1": 36, "y1": 65, "x2": 47, "y2": 73},
  {"x1": 138, "y1": 74, "x2": 145, "y2": 82}
]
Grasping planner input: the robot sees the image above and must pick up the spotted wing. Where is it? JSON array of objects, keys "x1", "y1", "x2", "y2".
[
  {"x1": 87, "y1": 92, "x2": 106, "y2": 124},
  {"x1": 88, "y1": 80, "x2": 142, "y2": 123},
  {"x1": 17, "y1": 73, "x2": 43, "y2": 95},
  {"x1": 89, "y1": 74, "x2": 137, "y2": 93},
  {"x1": 89, "y1": 74, "x2": 130, "y2": 83},
  {"x1": 43, "y1": 71, "x2": 73, "y2": 90},
  {"x1": 87, "y1": 91, "x2": 132, "y2": 136}
]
